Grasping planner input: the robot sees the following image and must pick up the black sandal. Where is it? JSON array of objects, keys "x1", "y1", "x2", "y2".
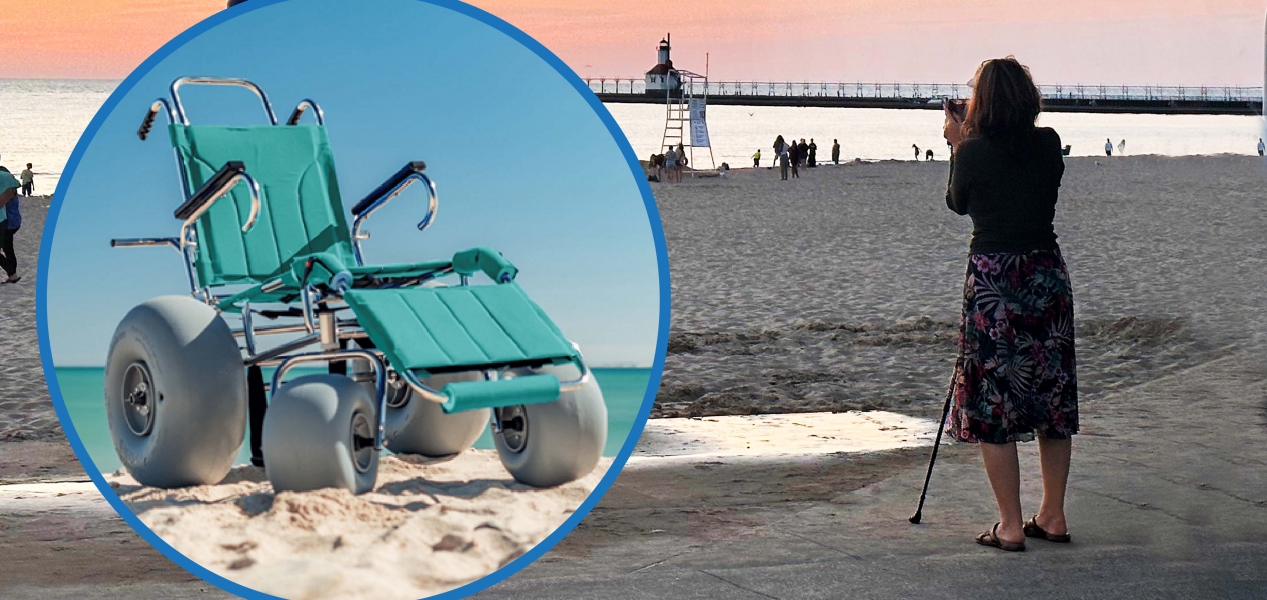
[
  {"x1": 1023, "y1": 515, "x2": 1071, "y2": 543},
  {"x1": 975, "y1": 522, "x2": 1025, "y2": 552}
]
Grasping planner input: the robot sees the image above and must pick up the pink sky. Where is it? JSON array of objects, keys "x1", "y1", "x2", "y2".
[{"x1": 1, "y1": 0, "x2": 1263, "y2": 86}]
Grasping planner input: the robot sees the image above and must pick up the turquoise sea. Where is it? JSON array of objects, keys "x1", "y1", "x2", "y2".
[{"x1": 53, "y1": 367, "x2": 651, "y2": 474}]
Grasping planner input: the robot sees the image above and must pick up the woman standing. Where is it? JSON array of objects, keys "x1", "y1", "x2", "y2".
[
  {"x1": 943, "y1": 57, "x2": 1077, "y2": 552},
  {"x1": 0, "y1": 169, "x2": 21, "y2": 283}
]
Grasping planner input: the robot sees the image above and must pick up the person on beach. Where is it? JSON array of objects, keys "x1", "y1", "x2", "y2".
[
  {"x1": 832, "y1": 139, "x2": 841, "y2": 164},
  {"x1": 664, "y1": 147, "x2": 678, "y2": 183},
  {"x1": 926, "y1": 149, "x2": 934, "y2": 161},
  {"x1": 912, "y1": 144, "x2": 921, "y2": 160},
  {"x1": 943, "y1": 56, "x2": 1077, "y2": 553},
  {"x1": 0, "y1": 170, "x2": 22, "y2": 283},
  {"x1": 797, "y1": 139, "x2": 808, "y2": 169},
  {"x1": 789, "y1": 142, "x2": 801, "y2": 178},
  {"x1": 19, "y1": 164, "x2": 33, "y2": 196},
  {"x1": 778, "y1": 142, "x2": 790, "y2": 180},
  {"x1": 753, "y1": 149, "x2": 761, "y2": 168},
  {"x1": 808, "y1": 139, "x2": 817, "y2": 167},
  {"x1": 1117, "y1": 139, "x2": 1126, "y2": 155},
  {"x1": 1104, "y1": 138, "x2": 1113, "y2": 157},
  {"x1": 1258, "y1": 138, "x2": 1264, "y2": 157},
  {"x1": 773, "y1": 135, "x2": 786, "y2": 168}
]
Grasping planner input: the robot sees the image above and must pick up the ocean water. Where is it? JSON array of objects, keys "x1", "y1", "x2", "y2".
[
  {"x1": 0, "y1": 79, "x2": 117, "y2": 193},
  {"x1": 4, "y1": 79, "x2": 1263, "y2": 195},
  {"x1": 54, "y1": 366, "x2": 651, "y2": 474}
]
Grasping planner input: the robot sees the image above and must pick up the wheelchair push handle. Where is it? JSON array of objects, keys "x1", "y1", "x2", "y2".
[
  {"x1": 286, "y1": 99, "x2": 325, "y2": 126},
  {"x1": 169, "y1": 77, "x2": 278, "y2": 126},
  {"x1": 138, "y1": 99, "x2": 173, "y2": 141}
]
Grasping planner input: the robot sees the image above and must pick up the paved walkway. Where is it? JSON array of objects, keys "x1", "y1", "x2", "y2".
[{"x1": 480, "y1": 353, "x2": 1267, "y2": 599}]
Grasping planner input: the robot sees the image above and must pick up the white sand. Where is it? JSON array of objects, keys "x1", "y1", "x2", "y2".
[
  {"x1": 632, "y1": 410, "x2": 936, "y2": 462},
  {"x1": 104, "y1": 451, "x2": 611, "y2": 600}
]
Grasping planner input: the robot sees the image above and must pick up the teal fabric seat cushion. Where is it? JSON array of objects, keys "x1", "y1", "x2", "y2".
[{"x1": 343, "y1": 283, "x2": 577, "y2": 373}]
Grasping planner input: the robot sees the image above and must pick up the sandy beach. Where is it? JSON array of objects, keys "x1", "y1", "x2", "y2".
[
  {"x1": 655, "y1": 156, "x2": 1261, "y2": 418},
  {"x1": 5, "y1": 156, "x2": 1267, "y2": 598},
  {"x1": 105, "y1": 454, "x2": 611, "y2": 600},
  {"x1": 0, "y1": 198, "x2": 213, "y2": 598},
  {"x1": 481, "y1": 155, "x2": 1267, "y2": 598}
]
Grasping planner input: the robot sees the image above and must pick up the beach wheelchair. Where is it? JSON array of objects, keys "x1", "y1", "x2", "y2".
[{"x1": 105, "y1": 77, "x2": 606, "y2": 494}]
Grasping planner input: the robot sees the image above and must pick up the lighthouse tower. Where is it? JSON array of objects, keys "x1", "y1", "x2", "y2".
[{"x1": 644, "y1": 34, "x2": 681, "y2": 95}]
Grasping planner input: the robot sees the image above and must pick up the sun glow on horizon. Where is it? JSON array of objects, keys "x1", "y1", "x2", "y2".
[{"x1": 1, "y1": 0, "x2": 1262, "y2": 85}]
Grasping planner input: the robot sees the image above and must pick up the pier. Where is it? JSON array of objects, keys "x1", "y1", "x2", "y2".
[{"x1": 587, "y1": 79, "x2": 1264, "y2": 116}]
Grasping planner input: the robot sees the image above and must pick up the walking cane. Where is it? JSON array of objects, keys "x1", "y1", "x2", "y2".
[{"x1": 909, "y1": 378, "x2": 955, "y2": 525}]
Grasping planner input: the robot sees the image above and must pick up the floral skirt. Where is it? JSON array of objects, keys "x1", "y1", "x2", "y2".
[{"x1": 945, "y1": 248, "x2": 1079, "y2": 444}]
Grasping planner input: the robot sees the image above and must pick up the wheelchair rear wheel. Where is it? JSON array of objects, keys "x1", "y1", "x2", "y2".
[{"x1": 104, "y1": 296, "x2": 246, "y2": 488}]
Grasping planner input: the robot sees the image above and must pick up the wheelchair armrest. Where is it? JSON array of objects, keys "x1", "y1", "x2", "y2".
[
  {"x1": 452, "y1": 247, "x2": 518, "y2": 283},
  {"x1": 351, "y1": 161, "x2": 428, "y2": 216},
  {"x1": 175, "y1": 161, "x2": 245, "y2": 220}
]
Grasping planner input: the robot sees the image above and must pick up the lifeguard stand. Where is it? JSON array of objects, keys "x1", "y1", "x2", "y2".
[{"x1": 648, "y1": 34, "x2": 715, "y2": 172}]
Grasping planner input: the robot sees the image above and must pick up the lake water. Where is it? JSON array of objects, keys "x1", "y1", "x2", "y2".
[
  {"x1": 54, "y1": 366, "x2": 651, "y2": 474},
  {"x1": 4, "y1": 78, "x2": 1264, "y2": 193},
  {"x1": 606, "y1": 103, "x2": 1267, "y2": 169}
]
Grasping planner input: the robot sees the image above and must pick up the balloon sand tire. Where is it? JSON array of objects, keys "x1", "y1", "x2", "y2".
[
  {"x1": 262, "y1": 374, "x2": 379, "y2": 494},
  {"x1": 494, "y1": 365, "x2": 606, "y2": 488},
  {"x1": 384, "y1": 372, "x2": 489, "y2": 457},
  {"x1": 104, "y1": 296, "x2": 247, "y2": 488}
]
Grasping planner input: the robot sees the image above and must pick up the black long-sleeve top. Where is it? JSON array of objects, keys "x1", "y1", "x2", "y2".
[{"x1": 946, "y1": 127, "x2": 1065, "y2": 254}]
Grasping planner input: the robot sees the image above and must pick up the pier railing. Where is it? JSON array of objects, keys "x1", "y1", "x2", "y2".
[{"x1": 584, "y1": 79, "x2": 1264, "y2": 104}]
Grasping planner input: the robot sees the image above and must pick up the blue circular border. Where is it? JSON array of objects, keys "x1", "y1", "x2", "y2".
[{"x1": 34, "y1": 1, "x2": 670, "y2": 598}]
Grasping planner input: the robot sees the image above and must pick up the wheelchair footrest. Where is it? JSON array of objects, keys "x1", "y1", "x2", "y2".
[{"x1": 441, "y1": 374, "x2": 560, "y2": 414}]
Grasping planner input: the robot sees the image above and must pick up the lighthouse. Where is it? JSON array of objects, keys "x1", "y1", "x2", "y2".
[{"x1": 645, "y1": 34, "x2": 682, "y2": 95}]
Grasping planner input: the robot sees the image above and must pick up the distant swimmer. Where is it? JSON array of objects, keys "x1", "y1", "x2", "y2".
[
  {"x1": 1117, "y1": 139, "x2": 1126, "y2": 155},
  {"x1": 1259, "y1": 138, "x2": 1264, "y2": 157},
  {"x1": 753, "y1": 149, "x2": 761, "y2": 168},
  {"x1": 1104, "y1": 138, "x2": 1113, "y2": 157},
  {"x1": 913, "y1": 144, "x2": 921, "y2": 160},
  {"x1": 832, "y1": 139, "x2": 841, "y2": 164}
]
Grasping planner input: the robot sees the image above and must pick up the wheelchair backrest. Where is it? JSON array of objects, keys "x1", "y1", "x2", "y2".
[{"x1": 168, "y1": 124, "x2": 356, "y2": 287}]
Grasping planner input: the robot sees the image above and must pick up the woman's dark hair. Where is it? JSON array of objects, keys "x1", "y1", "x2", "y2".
[{"x1": 963, "y1": 57, "x2": 1043, "y2": 139}]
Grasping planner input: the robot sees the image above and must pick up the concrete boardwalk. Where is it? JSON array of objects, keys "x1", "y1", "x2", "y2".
[{"x1": 481, "y1": 352, "x2": 1267, "y2": 599}]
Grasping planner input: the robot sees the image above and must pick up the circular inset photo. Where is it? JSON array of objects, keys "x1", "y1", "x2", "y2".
[{"x1": 37, "y1": 0, "x2": 666, "y2": 598}]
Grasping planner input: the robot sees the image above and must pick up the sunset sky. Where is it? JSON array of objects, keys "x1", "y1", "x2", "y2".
[{"x1": 0, "y1": 0, "x2": 1263, "y2": 85}]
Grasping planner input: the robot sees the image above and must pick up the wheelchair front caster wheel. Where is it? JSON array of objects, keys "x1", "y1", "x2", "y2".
[
  {"x1": 383, "y1": 371, "x2": 489, "y2": 457},
  {"x1": 493, "y1": 365, "x2": 606, "y2": 488},
  {"x1": 262, "y1": 374, "x2": 379, "y2": 494}
]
